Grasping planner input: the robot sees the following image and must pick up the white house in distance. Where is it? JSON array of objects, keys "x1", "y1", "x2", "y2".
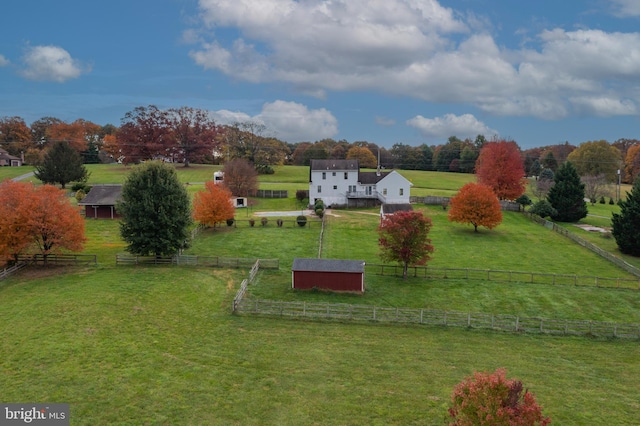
[{"x1": 309, "y1": 159, "x2": 412, "y2": 208}]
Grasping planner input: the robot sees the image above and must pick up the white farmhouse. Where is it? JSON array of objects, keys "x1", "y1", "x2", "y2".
[{"x1": 309, "y1": 159, "x2": 412, "y2": 208}]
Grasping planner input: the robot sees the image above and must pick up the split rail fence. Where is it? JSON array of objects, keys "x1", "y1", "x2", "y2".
[{"x1": 234, "y1": 299, "x2": 640, "y2": 339}]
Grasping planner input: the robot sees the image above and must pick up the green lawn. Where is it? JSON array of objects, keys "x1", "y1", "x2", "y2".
[{"x1": 3, "y1": 165, "x2": 640, "y2": 424}]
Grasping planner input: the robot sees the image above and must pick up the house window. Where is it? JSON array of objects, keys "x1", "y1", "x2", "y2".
[
  {"x1": 332, "y1": 172, "x2": 336, "y2": 176},
  {"x1": 383, "y1": 188, "x2": 387, "y2": 196},
  {"x1": 344, "y1": 172, "x2": 348, "y2": 179},
  {"x1": 333, "y1": 185, "x2": 337, "y2": 190},
  {"x1": 317, "y1": 185, "x2": 322, "y2": 193},
  {"x1": 322, "y1": 172, "x2": 326, "y2": 180},
  {"x1": 349, "y1": 185, "x2": 356, "y2": 193},
  {"x1": 399, "y1": 188, "x2": 404, "y2": 196}
]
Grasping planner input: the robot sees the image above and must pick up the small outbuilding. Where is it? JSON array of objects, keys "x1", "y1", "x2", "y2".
[
  {"x1": 78, "y1": 184, "x2": 122, "y2": 219},
  {"x1": 292, "y1": 258, "x2": 366, "y2": 293}
]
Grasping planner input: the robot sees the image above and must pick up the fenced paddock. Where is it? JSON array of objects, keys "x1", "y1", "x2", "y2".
[
  {"x1": 116, "y1": 254, "x2": 279, "y2": 269},
  {"x1": 368, "y1": 264, "x2": 640, "y2": 289},
  {"x1": 14, "y1": 254, "x2": 97, "y2": 266},
  {"x1": 234, "y1": 299, "x2": 640, "y2": 339},
  {"x1": 255, "y1": 189, "x2": 288, "y2": 198}
]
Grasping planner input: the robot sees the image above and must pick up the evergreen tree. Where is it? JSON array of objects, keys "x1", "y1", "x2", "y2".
[
  {"x1": 118, "y1": 161, "x2": 192, "y2": 256},
  {"x1": 611, "y1": 177, "x2": 640, "y2": 256},
  {"x1": 34, "y1": 141, "x2": 89, "y2": 188},
  {"x1": 546, "y1": 161, "x2": 587, "y2": 222}
]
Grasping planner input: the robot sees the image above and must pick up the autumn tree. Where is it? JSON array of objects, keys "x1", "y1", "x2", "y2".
[
  {"x1": 118, "y1": 161, "x2": 192, "y2": 256},
  {"x1": 475, "y1": 140, "x2": 526, "y2": 200},
  {"x1": 34, "y1": 141, "x2": 89, "y2": 188},
  {"x1": 0, "y1": 116, "x2": 32, "y2": 156},
  {"x1": 448, "y1": 183, "x2": 503, "y2": 232},
  {"x1": 378, "y1": 210, "x2": 435, "y2": 280},
  {"x1": 193, "y1": 181, "x2": 235, "y2": 227},
  {"x1": 448, "y1": 368, "x2": 551, "y2": 425},
  {"x1": 27, "y1": 184, "x2": 86, "y2": 263},
  {"x1": 624, "y1": 144, "x2": 640, "y2": 183},
  {"x1": 346, "y1": 146, "x2": 377, "y2": 168},
  {"x1": 165, "y1": 106, "x2": 219, "y2": 167},
  {"x1": 48, "y1": 118, "x2": 101, "y2": 153},
  {"x1": 567, "y1": 140, "x2": 620, "y2": 181},
  {"x1": 433, "y1": 137, "x2": 465, "y2": 172},
  {"x1": 0, "y1": 180, "x2": 85, "y2": 265},
  {"x1": 547, "y1": 161, "x2": 587, "y2": 222},
  {"x1": 116, "y1": 105, "x2": 171, "y2": 164},
  {"x1": 611, "y1": 177, "x2": 640, "y2": 256},
  {"x1": 222, "y1": 158, "x2": 258, "y2": 197},
  {"x1": 30, "y1": 116, "x2": 63, "y2": 149},
  {"x1": 0, "y1": 180, "x2": 34, "y2": 265}
]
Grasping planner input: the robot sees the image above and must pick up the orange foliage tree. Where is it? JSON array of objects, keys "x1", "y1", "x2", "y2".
[
  {"x1": 0, "y1": 180, "x2": 85, "y2": 265},
  {"x1": 48, "y1": 119, "x2": 100, "y2": 152},
  {"x1": 448, "y1": 368, "x2": 551, "y2": 425},
  {"x1": 346, "y1": 146, "x2": 377, "y2": 168},
  {"x1": 624, "y1": 144, "x2": 640, "y2": 184},
  {"x1": 475, "y1": 140, "x2": 526, "y2": 200},
  {"x1": 192, "y1": 181, "x2": 235, "y2": 227},
  {"x1": 0, "y1": 180, "x2": 34, "y2": 264},
  {"x1": 448, "y1": 183, "x2": 503, "y2": 232}
]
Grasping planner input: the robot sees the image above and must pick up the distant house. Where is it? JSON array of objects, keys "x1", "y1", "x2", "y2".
[
  {"x1": 0, "y1": 148, "x2": 22, "y2": 167},
  {"x1": 308, "y1": 159, "x2": 412, "y2": 208},
  {"x1": 292, "y1": 258, "x2": 366, "y2": 293},
  {"x1": 213, "y1": 171, "x2": 224, "y2": 184},
  {"x1": 78, "y1": 185, "x2": 122, "y2": 219}
]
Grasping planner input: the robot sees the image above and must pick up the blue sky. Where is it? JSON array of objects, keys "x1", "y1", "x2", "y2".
[{"x1": 1, "y1": 0, "x2": 639, "y2": 149}]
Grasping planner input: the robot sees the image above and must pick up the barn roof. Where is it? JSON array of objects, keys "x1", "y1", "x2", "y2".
[
  {"x1": 292, "y1": 258, "x2": 365, "y2": 273},
  {"x1": 78, "y1": 184, "x2": 122, "y2": 206},
  {"x1": 310, "y1": 159, "x2": 359, "y2": 171}
]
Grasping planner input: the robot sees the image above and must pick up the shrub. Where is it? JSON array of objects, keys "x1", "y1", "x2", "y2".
[
  {"x1": 277, "y1": 219, "x2": 283, "y2": 227},
  {"x1": 599, "y1": 196, "x2": 606, "y2": 204},
  {"x1": 448, "y1": 368, "x2": 551, "y2": 425},
  {"x1": 226, "y1": 218, "x2": 235, "y2": 227},
  {"x1": 248, "y1": 218, "x2": 255, "y2": 227},
  {"x1": 255, "y1": 164, "x2": 275, "y2": 174},
  {"x1": 314, "y1": 199, "x2": 324, "y2": 210},
  {"x1": 529, "y1": 200, "x2": 557, "y2": 219},
  {"x1": 296, "y1": 189, "x2": 309, "y2": 203},
  {"x1": 315, "y1": 208, "x2": 324, "y2": 218},
  {"x1": 75, "y1": 189, "x2": 86, "y2": 202},
  {"x1": 609, "y1": 197, "x2": 615, "y2": 205},
  {"x1": 296, "y1": 215, "x2": 307, "y2": 227},
  {"x1": 261, "y1": 217, "x2": 268, "y2": 226}
]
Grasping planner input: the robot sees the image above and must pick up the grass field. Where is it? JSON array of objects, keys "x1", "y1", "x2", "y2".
[{"x1": 2, "y1": 164, "x2": 640, "y2": 424}]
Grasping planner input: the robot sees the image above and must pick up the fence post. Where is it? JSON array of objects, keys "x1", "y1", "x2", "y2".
[
  {"x1": 467, "y1": 313, "x2": 471, "y2": 327},
  {"x1": 420, "y1": 309, "x2": 423, "y2": 324},
  {"x1": 515, "y1": 316, "x2": 519, "y2": 331}
]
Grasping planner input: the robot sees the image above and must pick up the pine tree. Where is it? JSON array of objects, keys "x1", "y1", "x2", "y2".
[
  {"x1": 611, "y1": 177, "x2": 640, "y2": 256},
  {"x1": 546, "y1": 161, "x2": 587, "y2": 222},
  {"x1": 118, "y1": 161, "x2": 192, "y2": 256},
  {"x1": 34, "y1": 141, "x2": 89, "y2": 188}
]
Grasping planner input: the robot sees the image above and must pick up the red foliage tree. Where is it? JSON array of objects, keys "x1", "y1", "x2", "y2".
[
  {"x1": 0, "y1": 180, "x2": 85, "y2": 265},
  {"x1": 448, "y1": 368, "x2": 551, "y2": 425},
  {"x1": 166, "y1": 106, "x2": 220, "y2": 167},
  {"x1": 222, "y1": 158, "x2": 258, "y2": 197},
  {"x1": 0, "y1": 180, "x2": 34, "y2": 264},
  {"x1": 192, "y1": 181, "x2": 235, "y2": 227},
  {"x1": 116, "y1": 105, "x2": 171, "y2": 164},
  {"x1": 378, "y1": 210, "x2": 435, "y2": 279},
  {"x1": 476, "y1": 140, "x2": 526, "y2": 200},
  {"x1": 448, "y1": 183, "x2": 503, "y2": 232}
]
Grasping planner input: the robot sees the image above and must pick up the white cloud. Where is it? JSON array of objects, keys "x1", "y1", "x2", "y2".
[
  {"x1": 190, "y1": 0, "x2": 640, "y2": 121},
  {"x1": 20, "y1": 45, "x2": 87, "y2": 82},
  {"x1": 609, "y1": 0, "x2": 640, "y2": 17},
  {"x1": 0, "y1": 54, "x2": 9, "y2": 67},
  {"x1": 212, "y1": 100, "x2": 338, "y2": 142},
  {"x1": 406, "y1": 113, "x2": 497, "y2": 140},
  {"x1": 375, "y1": 116, "x2": 396, "y2": 127}
]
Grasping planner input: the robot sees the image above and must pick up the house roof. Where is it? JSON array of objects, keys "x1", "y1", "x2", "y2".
[
  {"x1": 358, "y1": 171, "x2": 390, "y2": 184},
  {"x1": 0, "y1": 148, "x2": 20, "y2": 161},
  {"x1": 381, "y1": 203, "x2": 413, "y2": 214},
  {"x1": 310, "y1": 159, "x2": 359, "y2": 171},
  {"x1": 292, "y1": 258, "x2": 365, "y2": 273},
  {"x1": 78, "y1": 185, "x2": 122, "y2": 206}
]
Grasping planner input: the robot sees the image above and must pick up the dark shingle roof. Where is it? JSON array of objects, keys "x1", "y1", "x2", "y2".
[
  {"x1": 310, "y1": 159, "x2": 359, "y2": 171},
  {"x1": 78, "y1": 185, "x2": 122, "y2": 206},
  {"x1": 358, "y1": 171, "x2": 389, "y2": 184},
  {"x1": 292, "y1": 258, "x2": 365, "y2": 273}
]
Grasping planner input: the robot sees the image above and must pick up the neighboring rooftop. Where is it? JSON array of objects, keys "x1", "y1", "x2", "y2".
[
  {"x1": 78, "y1": 184, "x2": 123, "y2": 206},
  {"x1": 292, "y1": 258, "x2": 366, "y2": 273}
]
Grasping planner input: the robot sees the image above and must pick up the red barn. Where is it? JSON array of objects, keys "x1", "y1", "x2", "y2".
[
  {"x1": 78, "y1": 185, "x2": 122, "y2": 219},
  {"x1": 292, "y1": 258, "x2": 365, "y2": 293}
]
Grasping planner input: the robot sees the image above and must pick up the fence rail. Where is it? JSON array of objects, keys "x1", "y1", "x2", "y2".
[
  {"x1": 526, "y1": 213, "x2": 640, "y2": 278},
  {"x1": 255, "y1": 189, "x2": 288, "y2": 198},
  {"x1": 367, "y1": 264, "x2": 640, "y2": 289},
  {"x1": 411, "y1": 196, "x2": 520, "y2": 211},
  {"x1": 116, "y1": 254, "x2": 279, "y2": 269},
  {"x1": 0, "y1": 262, "x2": 28, "y2": 281},
  {"x1": 233, "y1": 260, "x2": 262, "y2": 311},
  {"x1": 235, "y1": 299, "x2": 640, "y2": 339},
  {"x1": 14, "y1": 254, "x2": 97, "y2": 265}
]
